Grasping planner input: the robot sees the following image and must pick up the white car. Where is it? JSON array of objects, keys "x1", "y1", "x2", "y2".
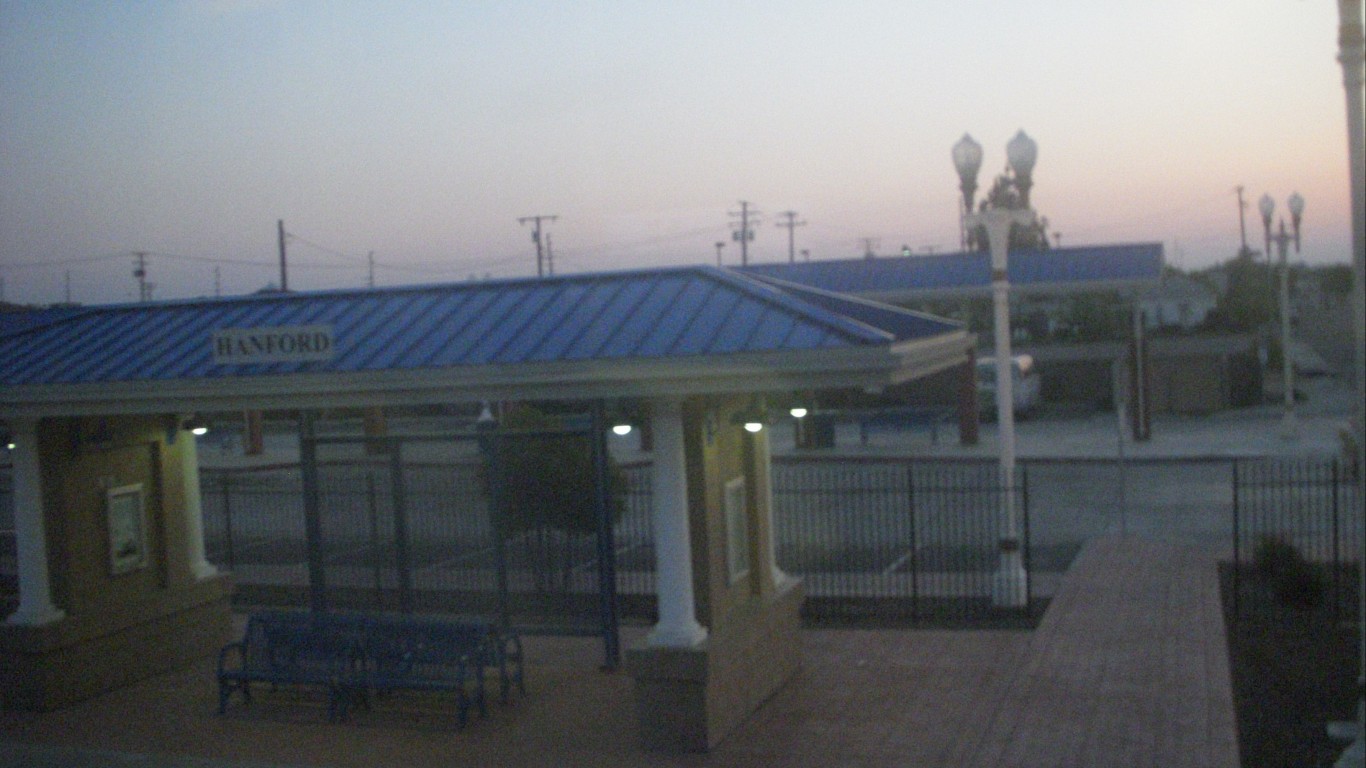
[{"x1": 976, "y1": 354, "x2": 1041, "y2": 418}]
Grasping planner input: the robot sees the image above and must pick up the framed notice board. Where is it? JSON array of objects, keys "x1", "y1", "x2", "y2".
[{"x1": 106, "y1": 483, "x2": 148, "y2": 575}]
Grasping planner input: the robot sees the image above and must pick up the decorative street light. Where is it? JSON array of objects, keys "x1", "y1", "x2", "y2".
[
  {"x1": 1258, "y1": 192, "x2": 1305, "y2": 439},
  {"x1": 953, "y1": 134, "x2": 983, "y2": 250},
  {"x1": 953, "y1": 130, "x2": 1037, "y2": 609}
]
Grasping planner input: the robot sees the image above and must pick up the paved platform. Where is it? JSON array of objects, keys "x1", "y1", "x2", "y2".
[{"x1": 0, "y1": 537, "x2": 1239, "y2": 767}]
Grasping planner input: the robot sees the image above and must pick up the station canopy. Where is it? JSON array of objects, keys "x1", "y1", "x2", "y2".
[{"x1": 0, "y1": 265, "x2": 972, "y2": 418}]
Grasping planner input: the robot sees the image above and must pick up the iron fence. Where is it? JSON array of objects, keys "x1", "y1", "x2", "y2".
[
  {"x1": 1229, "y1": 457, "x2": 1362, "y2": 623},
  {"x1": 772, "y1": 456, "x2": 1035, "y2": 625},
  {"x1": 3, "y1": 454, "x2": 1359, "y2": 628},
  {"x1": 199, "y1": 455, "x2": 1036, "y2": 626}
]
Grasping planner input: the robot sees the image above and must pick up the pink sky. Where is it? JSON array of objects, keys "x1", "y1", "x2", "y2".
[{"x1": 1, "y1": 1, "x2": 1358, "y2": 305}]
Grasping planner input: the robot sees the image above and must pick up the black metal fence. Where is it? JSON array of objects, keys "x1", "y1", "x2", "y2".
[
  {"x1": 196, "y1": 455, "x2": 1036, "y2": 626},
  {"x1": 1229, "y1": 458, "x2": 1362, "y2": 623},
  {"x1": 3, "y1": 454, "x2": 1359, "y2": 628},
  {"x1": 199, "y1": 459, "x2": 657, "y2": 623},
  {"x1": 772, "y1": 456, "x2": 1036, "y2": 624}
]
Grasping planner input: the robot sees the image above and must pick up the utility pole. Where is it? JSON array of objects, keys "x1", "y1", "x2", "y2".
[
  {"x1": 775, "y1": 211, "x2": 807, "y2": 264},
  {"x1": 518, "y1": 215, "x2": 558, "y2": 277},
  {"x1": 64, "y1": 271, "x2": 71, "y2": 304},
  {"x1": 546, "y1": 233, "x2": 555, "y2": 276},
  {"x1": 1234, "y1": 185, "x2": 1251, "y2": 257},
  {"x1": 133, "y1": 251, "x2": 150, "y2": 302},
  {"x1": 860, "y1": 238, "x2": 880, "y2": 259},
  {"x1": 277, "y1": 219, "x2": 289, "y2": 292},
  {"x1": 214, "y1": 267, "x2": 222, "y2": 298},
  {"x1": 367, "y1": 251, "x2": 375, "y2": 289},
  {"x1": 728, "y1": 201, "x2": 759, "y2": 266},
  {"x1": 714, "y1": 241, "x2": 725, "y2": 266}
]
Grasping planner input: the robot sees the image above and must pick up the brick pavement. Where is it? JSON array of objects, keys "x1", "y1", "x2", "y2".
[
  {"x1": 0, "y1": 537, "x2": 1239, "y2": 767},
  {"x1": 961, "y1": 537, "x2": 1239, "y2": 768}
]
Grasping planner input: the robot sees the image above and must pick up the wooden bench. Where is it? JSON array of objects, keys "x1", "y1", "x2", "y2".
[{"x1": 217, "y1": 611, "x2": 524, "y2": 725}]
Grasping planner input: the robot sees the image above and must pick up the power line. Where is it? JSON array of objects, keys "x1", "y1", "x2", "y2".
[
  {"x1": 517, "y1": 215, "x2": 558, "y2": 278},
  {"x1": 775, "y1": 211, "x2": 807, "y2": 264}
]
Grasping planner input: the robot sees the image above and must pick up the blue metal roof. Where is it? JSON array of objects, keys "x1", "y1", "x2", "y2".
[
  {"x1": 0, "y1": 266, "x2": 963, "y2": 388},
  {"x1": 740, "y1": 243, "x2": 1164, "y2": 298}
]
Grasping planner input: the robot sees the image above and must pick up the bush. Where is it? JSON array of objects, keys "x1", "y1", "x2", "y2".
[{"x1": 1253, "y1": 533, "x2": 1326, "y2": 610}]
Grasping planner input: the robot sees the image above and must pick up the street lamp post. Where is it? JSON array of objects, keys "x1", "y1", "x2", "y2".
[
  {"x1": 1258, "y1": 193, "x2": 1305, "y2": 439},
  {"x1": 953, "y1": 130, "x2": 1037, "y2": 609}
]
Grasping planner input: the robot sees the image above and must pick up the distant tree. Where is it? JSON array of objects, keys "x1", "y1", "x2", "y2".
[
  {"x1": 1203, "y1": 250, "x2": 1273, "y2": 332},
  {"x1": 483, "y1": 404, "x2": 625, "y2": 594},
  {"x1": 1316, "y1": 263, "x2": 1354, "y2": 298},
  {"x1": 968, "y1": 168, "x2": 1053, "y2": 252},
  {"x1": 1059, "y1": 292, "x2": 1127, "y2": 342}
]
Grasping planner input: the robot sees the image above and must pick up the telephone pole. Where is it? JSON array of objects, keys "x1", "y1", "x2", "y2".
[
  {"x1": 518, "y1": 215, "x2": 558, "y2": 277},
  {"x1": 728, "y1": 201, "x2": 759, "y2": 266},
  {"x1": 133, "y1": 251, "x2": 150, "y2": 302},
  {"x1": 367, "y1": 251, "x2": 376, "y2": 289},
  {"x1": 1234, "y1": 185, "x2": 1252, "y2": 257},
  {"x1": 277, "y1": 219, "x2": 289, "y2": 292},
  {"x1": 859, "y1": 238, "x2": 880, "y2": 259},
  {"x1": 775, "y1": 211, "x2": 807, "y2": 264}
]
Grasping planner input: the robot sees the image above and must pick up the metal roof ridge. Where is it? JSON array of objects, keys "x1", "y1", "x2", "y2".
[
  {"x1": 700, "y1": 266, "x2": 897, "y2": 344},
  {"x1": 744, "y1": 272, "x2": 963, "y2": 330}
]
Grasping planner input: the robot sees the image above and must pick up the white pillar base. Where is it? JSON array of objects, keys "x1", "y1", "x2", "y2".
[
  {"x1": 646, "y1": 621, "x2": 708, "y2": 648},
  {"x1": 992, "y1": 550, "x2": 1029, "y2": 608},
  {"x1": 6, "y1": 604, "x2": 66, "y2": 627}
]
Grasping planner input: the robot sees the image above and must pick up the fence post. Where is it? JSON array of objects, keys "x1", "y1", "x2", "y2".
[
  {"x1": 367, "y1": 470, "x2": 383, "y2": 610},
  {"x1": 1231, "y1": 459, "x2": 1241, "y2": 623},
  {"x1": 299, "y1": 412, "x2": 328, "y2": 613},
  {"x1": 1021, "y1": 463, "x2": 1032, "y2": 615},
  {"x1": 906, "y1": 463, "x2": 918, "y2": 623},
  {"x1": 591, "y1": 403, "x2": 621, "y2": 670},
  {"x1": 1332, "y1": 459, "x2": 1342, "y2": 626},
  {"x1": 388, "y1": 445, "x2": 413, "y2": 614},
  {"x1": 219, "y1": 471, "x2": 236, "y2": 572}
]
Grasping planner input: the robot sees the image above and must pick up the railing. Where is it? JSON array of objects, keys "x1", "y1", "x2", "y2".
[
  {"x1": 3, "y1": 455, "x2": 1357, "y2": 629},
  {"x1": 1229, "y1": 458, "x2": 1362, "y2": 623},
  {"x1": 772, "y1": 456, "x2": 1034, "y2": 625}
]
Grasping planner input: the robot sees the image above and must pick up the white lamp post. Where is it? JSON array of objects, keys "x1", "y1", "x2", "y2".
[
  {"x1": 953, "y1": 130, "x2": 1036, "y2": 608},
  {"x1": 1258, "y1": 193, "x2": 1305, "y2": 439}
]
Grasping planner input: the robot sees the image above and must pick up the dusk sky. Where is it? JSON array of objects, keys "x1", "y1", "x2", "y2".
[{"x1": 1, "y1": 1, "x2": 1358, "y2": 306}]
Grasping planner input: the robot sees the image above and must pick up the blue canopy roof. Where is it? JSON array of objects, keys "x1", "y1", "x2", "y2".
[
  {"x1": 0, "y1": 266, "x2": 971, "y2": 416},
  {"x1": 741, "y1": 243, "x2": 1163, "y2": 301}
]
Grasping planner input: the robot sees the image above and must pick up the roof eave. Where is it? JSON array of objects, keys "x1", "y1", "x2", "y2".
[{"x1": 0, "y1": 331, "x2": 975, "y2": 418}]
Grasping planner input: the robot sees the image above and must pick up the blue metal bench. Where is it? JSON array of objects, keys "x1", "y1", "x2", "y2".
[
  {"x1": 217, "y1": 611, "x2": 524, "y2": 726},
  {"x1": 216, "y1": 610, "x2": 363, "y2": 721}
]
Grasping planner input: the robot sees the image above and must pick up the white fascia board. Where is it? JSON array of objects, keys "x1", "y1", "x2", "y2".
[{"x1": 0, "y1": 331, "x2": 973, "y2": 418}]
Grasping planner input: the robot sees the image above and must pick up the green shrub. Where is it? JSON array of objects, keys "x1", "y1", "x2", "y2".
[
  {"x1": 1252, "y1": 533, "x2": 1326, "y2": 610},
  {"x1": 1253, "y1": 533, "x2": 1300, "y2": 581}
]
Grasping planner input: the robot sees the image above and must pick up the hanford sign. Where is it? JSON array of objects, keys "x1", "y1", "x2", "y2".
[{"x1": 211, "y1": 324, "x2": 334, "y2": 365}]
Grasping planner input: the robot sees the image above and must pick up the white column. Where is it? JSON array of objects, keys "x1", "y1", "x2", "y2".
[
  {"x1": 6, "y1": 418, "x2": 65, "y2": 626},
  {"x1": 753, "y1": 427, "x2": 792, "y2": 589},
  {"x1": 646, "y1": 397, "x2": 707, "y2": 647},
  {"x1": 180, "y1": 430, "x2": 218, "y2": 580}
]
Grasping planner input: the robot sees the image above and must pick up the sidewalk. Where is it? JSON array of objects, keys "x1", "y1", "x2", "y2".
[{"x1": 0, "y1": 537, "x2": 1238, "y2": 768}]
